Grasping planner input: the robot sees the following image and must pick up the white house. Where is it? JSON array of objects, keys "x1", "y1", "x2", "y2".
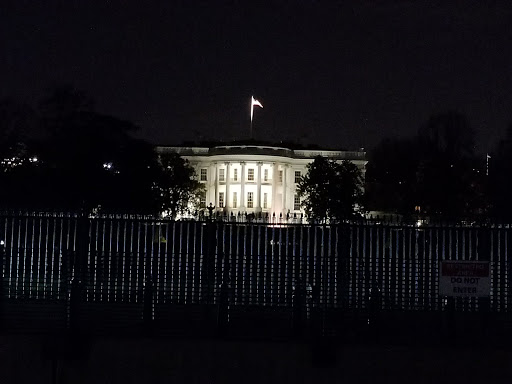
[{"x1": 156, "y1": 144, "x2": 367, "y2": 217}]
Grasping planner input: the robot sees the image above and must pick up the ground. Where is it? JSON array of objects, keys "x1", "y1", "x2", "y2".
[{"x1": 1, "y1": 335, "x2": 511, "y2": 383}]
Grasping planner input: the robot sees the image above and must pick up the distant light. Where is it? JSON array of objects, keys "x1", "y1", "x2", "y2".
[
  {"x1": 0, "y1": 240, "x2": 4, "y2": 246},
  {"x1": 30, "y1": 156, "x2": 38, "y2": 163},
  {"x1": 416, "y1": 220, "x2": 422, "y2": 227},
  {"x1": 103, "y1": 162, "x2": 113, "y2": 170}
]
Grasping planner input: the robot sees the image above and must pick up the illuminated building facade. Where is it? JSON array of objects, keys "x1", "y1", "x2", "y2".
[{"x1": 156, "y1": 144, "x2": 367, "y2": 216}]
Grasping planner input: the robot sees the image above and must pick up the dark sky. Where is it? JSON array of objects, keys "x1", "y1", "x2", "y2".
[{"x1": 2, "y1": 1, "x2": 511, "y2": 153}]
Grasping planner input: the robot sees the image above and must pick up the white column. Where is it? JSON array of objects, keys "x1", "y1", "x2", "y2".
[
  {"x1": 209, "y1": 163, "x2": 216, "y2": 207},
  {"x1": 282, "y1": 164, "x2": 287, "y2": 215},
  {"x1": 225, "y1": 162, "x2": 231, "y2": 212},
  {"x1": 256, "y1": 161, "x2": 262, "y2": 213},
  {"x1": 240, "y1": 161, "x2": 246, "y2": 210},
  {"x1": 214, "y1": 162, "x2": 219, "y2": 209},
  {"x1": 272, "y1": 162, "x2": 277, "y2": 215}
]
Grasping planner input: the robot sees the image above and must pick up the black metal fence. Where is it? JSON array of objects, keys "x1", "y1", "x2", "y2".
[{"x1": 1, "y1": 212, "x2": 511, "y2": 340}]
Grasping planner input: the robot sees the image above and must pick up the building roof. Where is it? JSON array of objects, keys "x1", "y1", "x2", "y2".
[
  {"x1": 156, "y1": 141, "x2": 366, "y2": 161},
  {"x1": 161, "y1": 139, "x2": 352, "y2": 151}
]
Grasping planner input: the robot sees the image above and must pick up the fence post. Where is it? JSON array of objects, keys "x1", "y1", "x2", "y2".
[
  {"x1": 69, "y1": 277, "x2": 82, "y2": 334},
  {"x1": 310, "y1": 285, "x2": 322, "y2": 337},
  {"x1": 337, "y1": 224, "x2": 351, "y2": 329},
  {"x1": 76, "y1": 209, "x2": 89, "y2": 290},
  {"x1": 0, "y1": 240, "x2": 4, "y2": 330},
  {"x1": 477, "y1": 226, "x2": 492, "y2": 343},
  {"x1": 308, "y1": 281, "x2": 337, "y2": 367},
  {"x1": 217, "y1": 277, "x2": 231, "y2": 336},
  {"x1": 293, "y1": 279, "x2": 306, "y2": 338},
  {"x1": 143, "y1": 278, "x2": 154, "y2": 333},
  {"x1": 367, "y1": 280, "x2": 382, "y2": 343},
  {"x1": 204, "y1": 220, "x2": 217, "y2": 305},
  {"x1": 443, "y1": 296, "x2": 456, "y2": 344}
]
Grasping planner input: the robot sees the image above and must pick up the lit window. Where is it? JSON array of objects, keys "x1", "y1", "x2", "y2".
[
  {"x1": 200, "y1": 169, "x2": 207, "y2": 181},
  {"x1": 294, "y1": 171, "x2": 301, "y2": 183},
  {"x1": 219, "y1": 192, "x2": 224, "y2": 208},
  {"x1": 233, "y1": 192, "x2": 237, "y2": 208},
  {"x1": 248, "y1": 169, "x2": 254, "y2": 181},
  {"x1": 219, "y1": 169, "x2": 225, "y2": 182},
  {"x1": 247, "y1": 192, "x2": 254, "y2": 208},
  {"x1": 264, "y1": 169, "x2": 268, "y2": 182},
  {"x1": 279, "y1": 170, "x2": 283, "y2": 183},
  {"x1": 294, "y1": 195, "x2": 300, "y2": 211},
  {"x1": 234, "y1": 169, "x2": 238, "y2": 181},
  {"x1": 263, "y1": 193, "x2": 268, "y2": 209}
]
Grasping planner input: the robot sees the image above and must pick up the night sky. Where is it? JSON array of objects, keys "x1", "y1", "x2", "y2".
[{"x1": 2, "y1": 1, "x2": 511, "y2": 153}]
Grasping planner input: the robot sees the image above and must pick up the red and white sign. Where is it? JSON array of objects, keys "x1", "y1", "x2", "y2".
[{"x1": 439, "y1": 261, "x2": 490, "y2": 297}]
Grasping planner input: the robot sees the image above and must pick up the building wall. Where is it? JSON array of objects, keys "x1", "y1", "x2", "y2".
[{"x1": 156, "y1": 145, "x2": 367, "y2": 216}]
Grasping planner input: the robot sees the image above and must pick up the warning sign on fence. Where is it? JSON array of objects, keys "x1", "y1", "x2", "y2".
[{"x1": 439, "y1": 261, "x2": 490, "y2": 297}]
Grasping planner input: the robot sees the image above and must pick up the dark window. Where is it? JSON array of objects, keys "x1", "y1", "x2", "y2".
[{"x1": 200, "y1": 169, "x2": 207, "y2": 181}]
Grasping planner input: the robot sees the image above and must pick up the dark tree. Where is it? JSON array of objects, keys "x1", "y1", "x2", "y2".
[
  {"x1": 0, "y1": 98, "x2": 38, "y2": 168},
  {"x1": 367, "y1": 111, "x2": 486, "y2": 221},
  {"x1": 416, "y1": 112, "x2": 483, "y2": 220},
  {"x1": 0, "y1": 99, "x2": 40, "y2": 207},
  {"x1": 0, "y1": 86, "x2": 160, "y2": 212},
  {"x1": 365, "y1": 137, "x2": 419, "y2": 216},
  {"x1": 153, "y1": 153, "x2": 204, "y2": 219},
  {"x1": 34, "y1": 87, "x2": 154, "y2": 211},
  {"x1": 417, "y1": 111, "x2": 475, "y2": 160},
  {"x1": 297, "y1": 156, "x2": 364, "y2": 223},
  {"x1": 97, "y1": 138, "x2": 161, "y2": 214},
  {"x1": 489, "y1": 124, "x2": 512, "y2": 220}
]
